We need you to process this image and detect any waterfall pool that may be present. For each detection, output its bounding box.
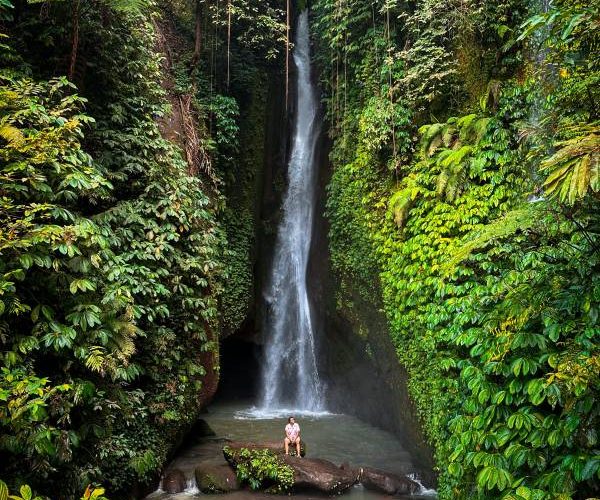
[146,401,437,499]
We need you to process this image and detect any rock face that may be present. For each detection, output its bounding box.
[281,456,357,495]
[359,466,420,495]
[225,440,306,457]
[194,460,240,493]
[162,469,186,494]
[188,418,216,441]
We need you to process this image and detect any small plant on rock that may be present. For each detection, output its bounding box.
[223,447,294,493]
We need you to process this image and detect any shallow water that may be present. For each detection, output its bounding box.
[146,401,436,499]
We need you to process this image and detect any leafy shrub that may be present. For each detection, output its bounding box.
[223,447,294,492]
[312,0,599,498]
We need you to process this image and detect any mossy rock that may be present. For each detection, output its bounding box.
[195,460,240,493]
[162,468,186,494]
[222,446,295,493]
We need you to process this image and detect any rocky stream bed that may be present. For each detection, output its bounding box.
[145,402,437,499]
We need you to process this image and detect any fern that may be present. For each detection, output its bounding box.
[0,123,24,145]
[456,113,478,131]
[439,145,473,169]
[436,168,450,198]
[441,124,458,148]
[445,206,541,270]
[542,124,600,205]
[420,122,445,156]
[85,346,106,373]
[102,0,149,13]
[433,146,473,201]
[389,175,422,228]
[459,115,490,143]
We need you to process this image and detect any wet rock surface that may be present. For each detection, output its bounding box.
[162,469,186,494]
[280,455,357,494]
[223,441,418,496]
[224,440,306,457]
[195,460,240,493]
[360,466,420,495]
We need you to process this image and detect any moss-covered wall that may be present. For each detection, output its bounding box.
[307,125,436,483]
[220,67,290,342]
[220,71,268,338]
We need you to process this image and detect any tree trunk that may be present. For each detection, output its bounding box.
[68,0,80,81]
[190,0,202,71]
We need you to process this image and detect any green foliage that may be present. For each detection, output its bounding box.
[313,0,600,499]
[104,0,149,13]
[209,0,287,62]
[0,480,43,500]
[81,485,109,500]
[223,447,294,493]
[0,480,107,500]
[207,94,240,163]
[541,122,599,204]
[0,1,225,497]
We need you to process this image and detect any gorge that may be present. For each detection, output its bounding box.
[0,0,598,499]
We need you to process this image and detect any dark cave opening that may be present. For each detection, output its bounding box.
[214,335,263,403]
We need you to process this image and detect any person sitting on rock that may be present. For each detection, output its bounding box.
[284,416,301,456]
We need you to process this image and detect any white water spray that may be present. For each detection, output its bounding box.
[260,10,323,412]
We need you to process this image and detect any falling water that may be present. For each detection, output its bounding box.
[260,10,323,412]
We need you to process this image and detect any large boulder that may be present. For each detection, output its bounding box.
[224,440,306,457]
[281,456,357,494]
[359,466,420,495]
[162,469,186,494]
[195,460,240,493]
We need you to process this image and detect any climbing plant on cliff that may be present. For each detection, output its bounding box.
[313,0,599,498]
[0,1,226,496]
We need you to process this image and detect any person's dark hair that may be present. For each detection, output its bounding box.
[288,416,294,423]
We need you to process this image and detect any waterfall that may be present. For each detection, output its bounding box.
[260,10,323,412]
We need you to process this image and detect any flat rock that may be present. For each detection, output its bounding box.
[195,460,240,493]
[225,440,306,457]
[281,456,357,494]
[359,466,420,495]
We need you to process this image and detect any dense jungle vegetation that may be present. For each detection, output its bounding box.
[0,0,598,499]
[0,0,284,497]
[312,0,599,498]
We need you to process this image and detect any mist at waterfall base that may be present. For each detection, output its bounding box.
[259,10,323,415]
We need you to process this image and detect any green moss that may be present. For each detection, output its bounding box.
[220,72,269,335]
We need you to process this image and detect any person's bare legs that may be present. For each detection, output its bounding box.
[295,439,301,457]
[284,437,290,455]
